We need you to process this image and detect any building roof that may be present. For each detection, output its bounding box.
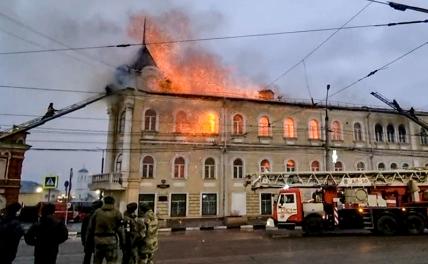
[131,46,157,72]
[78,167,88,173]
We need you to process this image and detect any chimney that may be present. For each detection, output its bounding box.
[258,89,275,100]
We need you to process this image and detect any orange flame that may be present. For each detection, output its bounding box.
[127,10,259,98]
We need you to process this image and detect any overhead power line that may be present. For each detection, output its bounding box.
[330,40,428,97]
[0,19,427,56]
[265,2,372,89]
[0,85,101,94]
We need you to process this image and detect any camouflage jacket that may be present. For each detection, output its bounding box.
[142,210,159,253]
[123,211,146,247]
[86,204,124,246]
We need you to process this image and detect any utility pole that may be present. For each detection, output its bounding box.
[325,84,331,171]
[101,149,105,174]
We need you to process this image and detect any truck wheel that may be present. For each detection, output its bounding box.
[303,215,323,235]
[376,215,398,235]
[406,215,425,235]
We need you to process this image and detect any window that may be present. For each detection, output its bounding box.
[387,124,395,143]
[144,109,157,131]
[354,123,362,141]
[390,163,398,170]
[286,160,296,172]
[308,119,320,139]
[201,193,217,216]
[204,158,215,179]
[284,118,295,138]
[398,125,406,143]
[171,194,186,217]
[378,163,385,170]
[115,154,122,172]
[232,114,244,135]
[332,121,342,140]
[356,162,365,171]
[375,124,383,142]
[174,157,186,179]
[280,194,295,204]
[402,163,409,169]
[142,156,154,178]
[139,194,155,216]
[175,111,189,133]
[260,159,271,173]
[261,193,272,215]
[421,129,428,145]
[258,116,270,136]
[311,161,320,171]
[118,111,126,134]
[334,161,343,171]
[233,159,243,179]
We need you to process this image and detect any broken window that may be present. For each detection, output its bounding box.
[387,124,395,143]
[375,124,383,142]
[311,160,320,171]
[398,124,406,143]
[258,116,270,137]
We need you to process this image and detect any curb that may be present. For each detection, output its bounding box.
[158,225,267,232]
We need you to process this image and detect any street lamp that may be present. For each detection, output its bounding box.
[325,84,331,171]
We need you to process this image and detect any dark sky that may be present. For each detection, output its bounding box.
[1,0,428,183]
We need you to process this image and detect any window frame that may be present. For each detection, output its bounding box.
[173,156,187,179]
[284,117,296,138]
[258,115,271,137]
[115,154,123,172]
[233,158,244,179]
[260,159,271,173]
[138,193,156,216]
[170,193,187,217]
[356,161,365,171]
[334,161,343,171]
[201,193,217,216]
[353,122,363,141]
[144,109,157,131]
[311,160,320,171]
[331,120,342,141]
[232,114,245,135]
[308,119,320,140]
[286,159,296,172]
[387,124,395,143]
[203,157,216,180]
[141,155,155,179]
[118,111,126,134]
[375,124,383,142]
[260,193,273,215]
[398,124,406,143]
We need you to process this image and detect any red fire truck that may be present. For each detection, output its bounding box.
[246,169,428,235]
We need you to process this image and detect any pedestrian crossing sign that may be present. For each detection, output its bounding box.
[43,176,58,189]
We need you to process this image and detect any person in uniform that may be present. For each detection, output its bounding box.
[86,196,124,264]
[139,203,159,264]
[81,200,103,264]
[122,202,146,264]
[0,202,24,264]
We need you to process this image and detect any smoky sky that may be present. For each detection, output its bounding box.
[1,0,428,183]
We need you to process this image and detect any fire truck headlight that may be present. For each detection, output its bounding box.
[266,218,275,228]
[401,208,406,212]
[282,184,290,190]
[358,208,364,214]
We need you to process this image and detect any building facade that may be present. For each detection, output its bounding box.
[89,79,428,224]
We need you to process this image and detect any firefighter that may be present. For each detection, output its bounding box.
[42,103,57,119]
[81,200,103,264]
[122,202,146,264]
[86,196,124,264]
[139,203,159,264]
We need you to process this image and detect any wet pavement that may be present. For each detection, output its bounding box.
[14,229,428,264]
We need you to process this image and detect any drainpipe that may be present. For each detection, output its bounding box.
[221,98,227,217]
[366,110,374,169]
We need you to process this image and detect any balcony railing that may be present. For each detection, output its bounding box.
[89,172,124,191]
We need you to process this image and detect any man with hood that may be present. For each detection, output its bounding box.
[86,196,124,264]
[0,202,24,264]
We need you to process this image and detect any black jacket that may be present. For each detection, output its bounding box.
[0,215,24,264]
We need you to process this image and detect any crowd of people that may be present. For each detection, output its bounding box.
[0,196,159,264]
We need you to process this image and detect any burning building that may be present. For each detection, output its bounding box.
[88,43,428,227]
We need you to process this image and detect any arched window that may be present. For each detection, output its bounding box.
[233,159,244,179]
[356,162,365,171]
[354,122,362,141]
[402,163,409,169]
[334,161,343,171]
[375,124,383,142]
[175,111,189,133]
[421,128,428,145]
[398,125,406,143]
[284,118,295,138]
[390,163,398,170]
[311,161,320,171]
[118,111,126,134]
[286,160,296,172]
[204,158,215,179]
[331,121,342,140]
[174,157,186,178]
[232,114,244,135]
[387,124,395,143]
[142,156,154,178]
[378,163,385,170]
[260,159,271,173]
[258,116,271,136]
[308,119,320,139]
[115,154,122,172]
[144,109,157,131]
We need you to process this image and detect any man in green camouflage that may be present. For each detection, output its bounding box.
[138,203,159,264]
[122,202,146,264]
[86,196,124,264]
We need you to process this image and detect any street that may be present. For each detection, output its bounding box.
[14,229,428,264]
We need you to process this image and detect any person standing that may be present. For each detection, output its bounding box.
[122,202,146,264]
[24,203,69,264]
[81,200,103,264]
[139,203,159,264]
[86,196,124,264]
[0,202,25,264]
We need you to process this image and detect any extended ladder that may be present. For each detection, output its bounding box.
[245,170,428,190]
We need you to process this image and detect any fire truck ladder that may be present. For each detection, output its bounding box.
[0,86,115,140]
[245,170,428,191]
[371,92,428,131]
